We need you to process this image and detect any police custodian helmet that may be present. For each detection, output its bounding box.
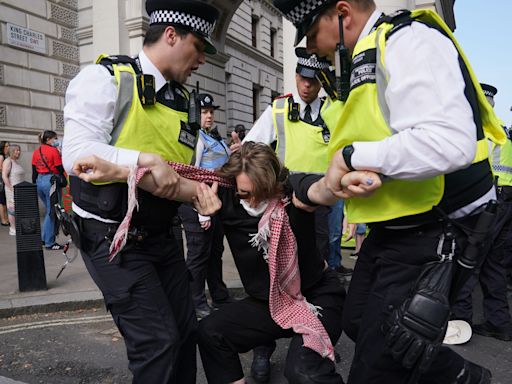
[273,0,338,45]
[146,0,220,54]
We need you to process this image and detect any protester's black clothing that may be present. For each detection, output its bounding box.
[198,175,345,383]
[198,270,344,384]
[343,215,480,384]
[78,218,197,384]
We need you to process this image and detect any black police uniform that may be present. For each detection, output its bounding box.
[65,1,219,383]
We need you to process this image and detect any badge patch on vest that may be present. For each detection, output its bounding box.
[178,121,197,149]
[350,48,377,90]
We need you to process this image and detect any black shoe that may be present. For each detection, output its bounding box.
[335,265,354,277]
[195,304,212,320]
[473,321,512,341]
[1,222,9,226]
[45,243,64,250]
[251,341,277,383]
[211,297,236,309]
[456,361,492,384]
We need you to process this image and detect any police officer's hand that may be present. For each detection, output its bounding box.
[339,171,382,198]
[342,217,356,242]
[325,150,350,197]
[73,155,129,182]
[149,162,181,199]
[193,182,222,216]
[229,132,242,152]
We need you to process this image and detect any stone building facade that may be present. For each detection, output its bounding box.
[0,0,454,174]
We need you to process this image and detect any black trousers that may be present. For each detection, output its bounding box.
[343,220,478,384]
[78,218,197,384]
[198,270,345,384]
[179,204,230,307]
[452,200,512,327]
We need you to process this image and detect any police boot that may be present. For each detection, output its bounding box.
[250,341,277,383]
[455,360,492,384]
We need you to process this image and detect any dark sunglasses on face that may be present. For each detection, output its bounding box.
[235,190,252,199]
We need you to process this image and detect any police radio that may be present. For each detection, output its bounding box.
[288,99,300,122]
[335,14,351,101]
[188,81,201,133]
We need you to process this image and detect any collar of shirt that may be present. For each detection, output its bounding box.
[292,92,321,121]
[138,50,167,91]
[357,9,384,44]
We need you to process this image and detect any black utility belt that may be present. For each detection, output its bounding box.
[497,185,512,202]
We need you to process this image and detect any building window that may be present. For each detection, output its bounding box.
[253,85,261,121]
[270,28,277,58]
[252,15,259,48]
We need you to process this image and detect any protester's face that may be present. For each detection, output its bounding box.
[201,107,215,130]
[296,74,321,104]
[169,32,206,84]
[235,172,260,208]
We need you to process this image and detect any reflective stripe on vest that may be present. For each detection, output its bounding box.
[491,138,512,187]
[323,9,504,224]
[273,97,331,174]
[198,130,230,170]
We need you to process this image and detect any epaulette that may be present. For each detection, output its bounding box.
[97,55,141,76]
[274,93,293,100]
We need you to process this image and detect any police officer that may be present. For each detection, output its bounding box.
[451,84,512,341]
[179,93,232,319]
[62,1,220,382]
[274,0,506,383]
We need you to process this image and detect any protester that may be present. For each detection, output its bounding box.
[0,141,10,227]
[61,0,221,382]
[274,0,505,382]
[2,144,25,236]
[32,131,66,250]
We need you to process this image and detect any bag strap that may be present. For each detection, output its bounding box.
[39,147,53,173]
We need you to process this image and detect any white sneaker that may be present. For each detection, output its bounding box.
[9,227,16,236]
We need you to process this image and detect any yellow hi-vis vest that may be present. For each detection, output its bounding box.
[323,10,505,224]
[490,126,512,187]
[96,54,195,165]
[272,96,331,173]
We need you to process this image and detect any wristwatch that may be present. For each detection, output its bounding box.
[341,145,356,171]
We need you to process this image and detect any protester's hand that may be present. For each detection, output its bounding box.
[200,219,212,231]
[148,163,180,199]
[73,155,128,182]
[339,171,382,198]
[229,131,242,152]
[342,216,356,242]
[292,192,318,213]
[193,182,222,216]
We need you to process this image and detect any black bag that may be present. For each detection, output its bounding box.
[51,173,68,188]
[39,147,67,188]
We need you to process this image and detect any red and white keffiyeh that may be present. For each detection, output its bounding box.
[109,163,334,360]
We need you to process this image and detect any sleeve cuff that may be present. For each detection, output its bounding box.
[352,142,383,173]
[118,148,141,167]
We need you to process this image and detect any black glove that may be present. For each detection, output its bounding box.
[384,260,452,373]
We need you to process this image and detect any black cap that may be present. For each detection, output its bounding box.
[198,93,220,109]
[480,83,498,98]
[295,47,330,78]
[146,0,219,54]
[273,0,337,45]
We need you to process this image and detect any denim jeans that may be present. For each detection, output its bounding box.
[36,174,56,247]
[327,200,344,269]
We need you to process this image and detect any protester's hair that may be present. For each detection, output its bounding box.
[143,24,191,46]
[0,141,9,157]
[234,124,246,141]
[8,144,20,156]
[39,130,57,144]
[217,142,289,202]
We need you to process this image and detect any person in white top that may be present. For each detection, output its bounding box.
[2,144,25,236]
[274,0,502,383]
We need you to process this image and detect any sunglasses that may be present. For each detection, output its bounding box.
[235,190,253,199]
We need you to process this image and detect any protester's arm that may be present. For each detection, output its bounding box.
[2,159,12,189]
